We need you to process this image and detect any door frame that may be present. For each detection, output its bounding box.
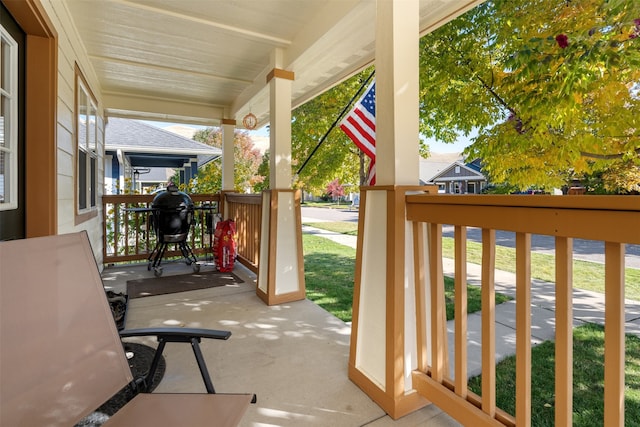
[3,0,57,237]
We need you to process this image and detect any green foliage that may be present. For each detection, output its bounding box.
[253,151,270,193]
[188,128,263,193]
[419,0,640,191]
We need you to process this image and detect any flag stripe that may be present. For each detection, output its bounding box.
[340,118,375,158]
[340,80,377,185]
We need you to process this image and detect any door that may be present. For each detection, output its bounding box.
[0,2,25,240]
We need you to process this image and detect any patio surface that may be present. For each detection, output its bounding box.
[101,261,461,427]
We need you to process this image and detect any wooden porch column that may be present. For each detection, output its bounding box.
[221,119,236,192]
[256,67,305,305]
[348,0,428,419]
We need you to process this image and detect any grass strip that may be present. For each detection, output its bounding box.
[468,323,640,426]
[303,234,510,323]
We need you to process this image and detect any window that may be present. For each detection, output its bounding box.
[0,25,17,210]
[75,66,98,221]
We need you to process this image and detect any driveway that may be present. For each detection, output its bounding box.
[302,206,640,269]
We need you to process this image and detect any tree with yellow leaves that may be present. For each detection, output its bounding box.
[420,0,640,192]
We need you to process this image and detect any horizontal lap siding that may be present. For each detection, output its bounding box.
[41,0,106,262]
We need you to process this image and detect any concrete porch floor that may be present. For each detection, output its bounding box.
[101,261,460,427]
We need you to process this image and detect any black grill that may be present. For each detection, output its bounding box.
[147,184,200,276]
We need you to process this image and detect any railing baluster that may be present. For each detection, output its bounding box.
[429,222,446,382]
[113,203,120,257]
[555,236,573,426]
[481,228,496,417]
[455,225,468,397]
[413,222,428,372]
[404,194,640,427]
[515,232,531,427]
[604,241,625,427]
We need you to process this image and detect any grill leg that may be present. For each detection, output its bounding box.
[147,241,162,270]
[154,243,168,267]
[179,242,198,265]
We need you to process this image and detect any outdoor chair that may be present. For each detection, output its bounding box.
[0,231,254,427]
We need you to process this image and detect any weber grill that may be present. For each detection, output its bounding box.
[147,184,200,276]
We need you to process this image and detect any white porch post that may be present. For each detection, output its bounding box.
[348,0,432,419]
[220,119,236,219]
[256,67,305,305]
[221,119,236,192]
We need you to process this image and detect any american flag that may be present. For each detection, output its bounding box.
[340,80,376,185]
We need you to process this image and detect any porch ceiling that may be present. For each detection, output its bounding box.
[66,0,482,128]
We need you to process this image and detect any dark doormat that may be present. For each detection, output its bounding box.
[75,343,166,426]
[126,270,244,299]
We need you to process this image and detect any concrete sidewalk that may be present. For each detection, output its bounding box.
[301,222,640,378]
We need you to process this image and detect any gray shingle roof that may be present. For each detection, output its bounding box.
[105,118,221,169]
[105,118,220,156]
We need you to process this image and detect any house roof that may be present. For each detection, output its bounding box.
[428,161,486,182]
[64,0,483,127]
[105,117,221,168]
[419,152,464,183]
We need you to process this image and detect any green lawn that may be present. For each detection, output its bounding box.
[468,323,640,426]
[303,234,510,323]
[305,221,358,236]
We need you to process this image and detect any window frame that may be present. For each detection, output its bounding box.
[0,25,18,211]
[74,65,99,224]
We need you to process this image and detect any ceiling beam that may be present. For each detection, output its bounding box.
[103,92,225,125]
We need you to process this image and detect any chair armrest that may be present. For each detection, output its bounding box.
[120,327,231,341]
[119,327,231,393]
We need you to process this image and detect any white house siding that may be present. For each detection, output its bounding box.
[41,0,106,265]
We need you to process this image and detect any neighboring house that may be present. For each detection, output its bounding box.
[420,155,488,194]
[104,118,221,194]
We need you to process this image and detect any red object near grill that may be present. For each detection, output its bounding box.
[213,220,236,272]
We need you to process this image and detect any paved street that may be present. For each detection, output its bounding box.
[301,206,640,269]
[301,205,359,223]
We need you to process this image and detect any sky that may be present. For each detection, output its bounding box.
[424,137,471,153]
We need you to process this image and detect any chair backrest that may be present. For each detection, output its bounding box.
[0,232,133,427]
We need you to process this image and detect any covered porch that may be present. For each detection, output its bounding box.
[102,261,459,427]
[101,193,640,426]
[3,0,640,425]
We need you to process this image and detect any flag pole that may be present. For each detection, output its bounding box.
[295,70,375,176]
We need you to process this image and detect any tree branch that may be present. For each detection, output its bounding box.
[580,147,640,160]
[473,72,516,115]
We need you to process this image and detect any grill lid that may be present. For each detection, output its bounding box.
[151,184,194,211]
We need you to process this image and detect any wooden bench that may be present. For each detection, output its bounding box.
[0,231,253,427]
